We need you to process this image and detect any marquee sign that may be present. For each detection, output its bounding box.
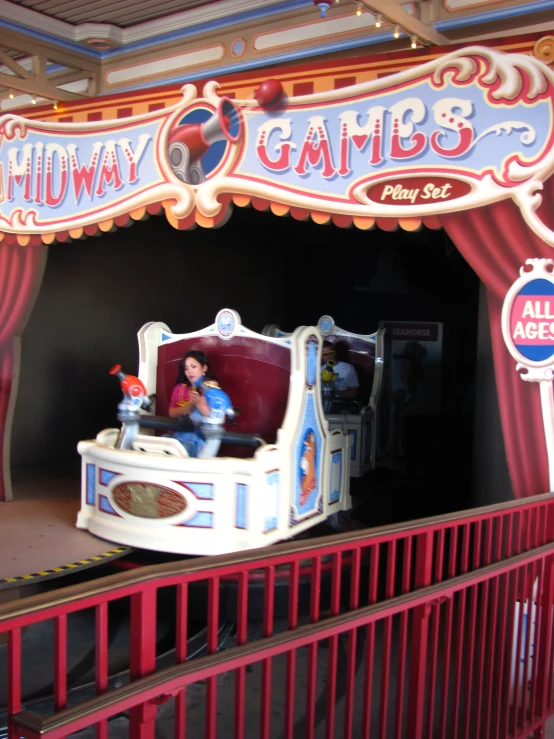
[2,46,554,242]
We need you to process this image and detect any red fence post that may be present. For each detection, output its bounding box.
[54,614,67,712]
[95,602,109,739]
[7,628,21,739]
[533,554,554,732]
[406,532,434,739]
[129,586,158,739]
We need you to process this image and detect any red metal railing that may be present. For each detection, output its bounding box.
[2,493,554,739]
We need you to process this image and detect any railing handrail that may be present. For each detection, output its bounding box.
[12,540,554,739]
[1,490,552,628]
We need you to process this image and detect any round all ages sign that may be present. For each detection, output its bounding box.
[502,260,554,366]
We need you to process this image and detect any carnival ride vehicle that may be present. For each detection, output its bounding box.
[76,309,350,556]
[263,315,395,477]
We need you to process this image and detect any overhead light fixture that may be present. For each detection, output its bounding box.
[53,100,58,110]
[31,95,36,104]
[313,0,331,17]
[8,89,14,99]
[411,35,418,48]
[375,14,383,28]
[393,25,400,38]
[356,3,363,16]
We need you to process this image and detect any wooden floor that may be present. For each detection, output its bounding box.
[0,458,129,585]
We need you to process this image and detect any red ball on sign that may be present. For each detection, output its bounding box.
[255,79,285,110]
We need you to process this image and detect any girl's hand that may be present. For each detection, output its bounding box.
[169,401,191,418]
[196,394,210,416]
[190,391,200,405]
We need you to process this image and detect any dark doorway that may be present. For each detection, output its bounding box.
[271,212,480,519]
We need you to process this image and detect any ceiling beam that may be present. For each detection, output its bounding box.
[0,28,100,101]
[0,49,33,79]
[0,28,100,73]
[31,54,47,84]
[360,0,450,46]
[48,68,94,86]
[0,71,86,100]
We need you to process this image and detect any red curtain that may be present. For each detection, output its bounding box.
[440,176,554,499]
[0,241,47,502]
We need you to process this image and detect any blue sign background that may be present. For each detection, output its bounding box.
[0,120,161,219]
[236,79,552,197]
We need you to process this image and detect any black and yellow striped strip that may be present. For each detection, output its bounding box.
[0,547,132,588]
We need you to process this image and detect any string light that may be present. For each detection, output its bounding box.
[363,7,419,45]
[53,100,58,110]
[31,95,36,104]
[8,89,14,99]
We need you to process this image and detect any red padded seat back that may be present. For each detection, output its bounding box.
[156,336,291,448]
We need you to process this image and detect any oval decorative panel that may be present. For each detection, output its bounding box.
[112,482,187,518]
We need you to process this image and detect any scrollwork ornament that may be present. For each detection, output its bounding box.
[516,365,554,382]
[534,36,554,69]
[519,258,554,278]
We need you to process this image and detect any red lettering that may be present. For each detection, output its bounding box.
[294,139,335,177]
[119,135,150,183]
[7,144,33,201]
[256,142,293,171]
[388,99,427,160]
[256,121,294,172]
[68,142,102,202]
[389,130,426,159]
[95,142,123,197]
[34,142,43,204]
[44,144,68,207]
[430,126,473,158]
[431,99,474,158]
[293,116,336,178]
[338,108,386,175]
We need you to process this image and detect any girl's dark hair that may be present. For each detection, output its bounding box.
[176,350,213,386]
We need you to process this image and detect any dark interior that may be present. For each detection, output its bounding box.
[11,203,480,519]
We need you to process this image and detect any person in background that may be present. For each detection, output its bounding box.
[321,341,359,398]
